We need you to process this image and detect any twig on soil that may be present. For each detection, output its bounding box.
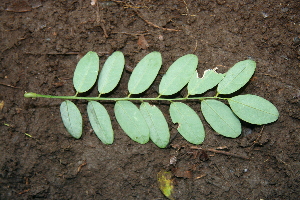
[77,160,87,173]
[24,51,79,55]
[248,125,265,151]
[113,0,181,32]
[111,31,151,36]
[193,40,198,54]
[23,51,111,57]
[182,0,190,16]
[257,73,284,82]
[0,82,20,89]
[181,0,196,18]
[18,189,30,195]
[94,2,109,38]
[133,9,181,32]
[190,146,250,160]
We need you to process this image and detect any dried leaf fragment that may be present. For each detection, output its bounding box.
[157,170,175,200]
[172,168,193,179]
[0,101,4,111]
[6,1,32,12]
[137,35,149,49]
[6,0,42,12]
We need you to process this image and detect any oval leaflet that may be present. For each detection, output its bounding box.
[159,54,198,96]
[170,102,205,145]
[60,100,82,139]
[128,52,162,94]
[87,101,114,144]
[98,51,125,95]
[188,69,225,95]
[73,51,99,93]
[114,101,150,144]
[201,99,241,138]
[140,102,170,148]
[228,94,279,125]
[217,60,256,94]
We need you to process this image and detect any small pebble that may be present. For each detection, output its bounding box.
[91,0,97,5]
[293,37,300,45]
[242,128,253,136]
[216,0,226,5]
[261,12,269,18]
[169,156,177,165]
[158,35,164,41]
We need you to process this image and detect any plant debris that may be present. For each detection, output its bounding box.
[137,35,149,49]
[6,0,42,12]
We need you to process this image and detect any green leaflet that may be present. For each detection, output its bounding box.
[87,101,114,144]
[188,69,225,95]
[228,94,279,125]
[128,52,162,94]
[217,60,256,94]
[201,100,241,138]
[114,101,150,144]
[98,51,125,95]
[169,102,205,145]
[159,54,198,96]
[73,51,99,93]
[60,100,82,139]
[140,102,170,148]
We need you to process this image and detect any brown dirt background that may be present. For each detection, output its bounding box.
[0,0,299,199]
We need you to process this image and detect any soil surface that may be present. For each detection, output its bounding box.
[1,0,299,199]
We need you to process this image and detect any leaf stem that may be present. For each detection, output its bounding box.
[24,92,223,101]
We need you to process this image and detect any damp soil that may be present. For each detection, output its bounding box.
[0,0,300,199]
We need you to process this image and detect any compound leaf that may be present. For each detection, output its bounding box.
[159,54,198,96]
[228,94,279,125]
[140,102,170,148]
[73,51,99,93]
[128,52,162,94]
[114,101,149,144]
[87,101,114,144]
[201,99,241,138]
[60,100,82,139]
[188,69,225,95]
[169,102,205,144]
[98,51,125,95]
[217,60,256,94]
